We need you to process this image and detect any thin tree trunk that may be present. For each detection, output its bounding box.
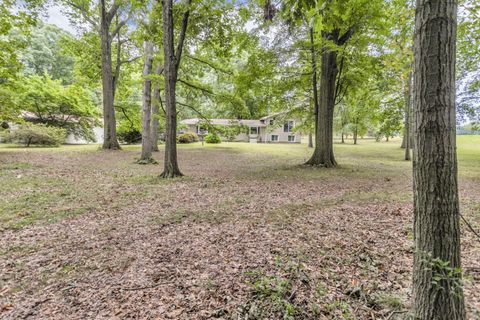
[139,41,155,163]
[309,27,319,139]
[151,64,163,152]
[308,131,313,148]
[404,72,412,160]
[412,0,465,319]
[306,47,337,167]
[100,0,120,150]
[341,132,344,143]
[353,120,358,145]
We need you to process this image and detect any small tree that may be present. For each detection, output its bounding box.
[3,124,66,147]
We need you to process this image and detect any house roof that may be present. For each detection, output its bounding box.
[180,118,266,127]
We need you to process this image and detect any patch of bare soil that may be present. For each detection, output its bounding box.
[0,147,478,319]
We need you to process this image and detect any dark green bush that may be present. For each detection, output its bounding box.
[178,132,199,143]
[205,133,221,144]
[117,128,141,144]
[3,123,66,147]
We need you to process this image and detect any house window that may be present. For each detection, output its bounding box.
[269,119,274,125]
[250,127,258,135]
[271,135,279,142]
[283,120,294,133]
[288,135,295,142]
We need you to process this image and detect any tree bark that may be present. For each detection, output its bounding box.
[412,0,465,319]
[100,0,120,150]
[139,41,155,162]
[306,47,338,167]
[151,64,163,152]
[160,0,191,178]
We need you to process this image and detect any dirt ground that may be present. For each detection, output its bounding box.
[1,141,479,319]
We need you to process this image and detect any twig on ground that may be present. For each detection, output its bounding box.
[460,213,480,243]
[386,309,408,320]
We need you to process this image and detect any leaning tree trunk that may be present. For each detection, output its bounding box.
[412,0,466,319]
[139,41,155,163]
[306,47,337,167]
[151,64,163,152]
[160,0,182,178]
[100,0,120,150]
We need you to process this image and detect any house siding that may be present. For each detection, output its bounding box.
[262,124,301,143]
[181,116,302,144]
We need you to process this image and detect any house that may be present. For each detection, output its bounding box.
[180,113,302,143]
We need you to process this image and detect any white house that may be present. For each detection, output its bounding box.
[180,113,302,143]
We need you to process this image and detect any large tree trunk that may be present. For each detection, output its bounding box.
[151,64,163,152]
[139,41,155,163]
[100,0,120,150]
[306,48,337,167]
[160,0,182,178]
[412,0,465,319]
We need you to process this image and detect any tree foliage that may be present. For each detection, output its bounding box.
[18,74,100,141]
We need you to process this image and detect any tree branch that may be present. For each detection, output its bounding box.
[106,3,120,23]
[111,19,128,39]
[120,56,142,66]
[174,0,192,73]
[337,27,355,45]
[185,54,232,75]
[65,0,98,29]
[177,79,214,95]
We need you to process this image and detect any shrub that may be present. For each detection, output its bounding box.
[178,132,199,143]
[117,128,142,144]
[205,133,221,144]
[3,123,66,147]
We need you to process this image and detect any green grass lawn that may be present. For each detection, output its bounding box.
[1,136,479,229]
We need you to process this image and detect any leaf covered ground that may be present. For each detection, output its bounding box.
[0,138,479,319]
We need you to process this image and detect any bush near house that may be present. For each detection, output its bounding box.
[205,133,221,144]
[2,123,66,147]
[178,132,199,143]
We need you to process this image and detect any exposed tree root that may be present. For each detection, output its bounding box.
[136,157,158,165]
